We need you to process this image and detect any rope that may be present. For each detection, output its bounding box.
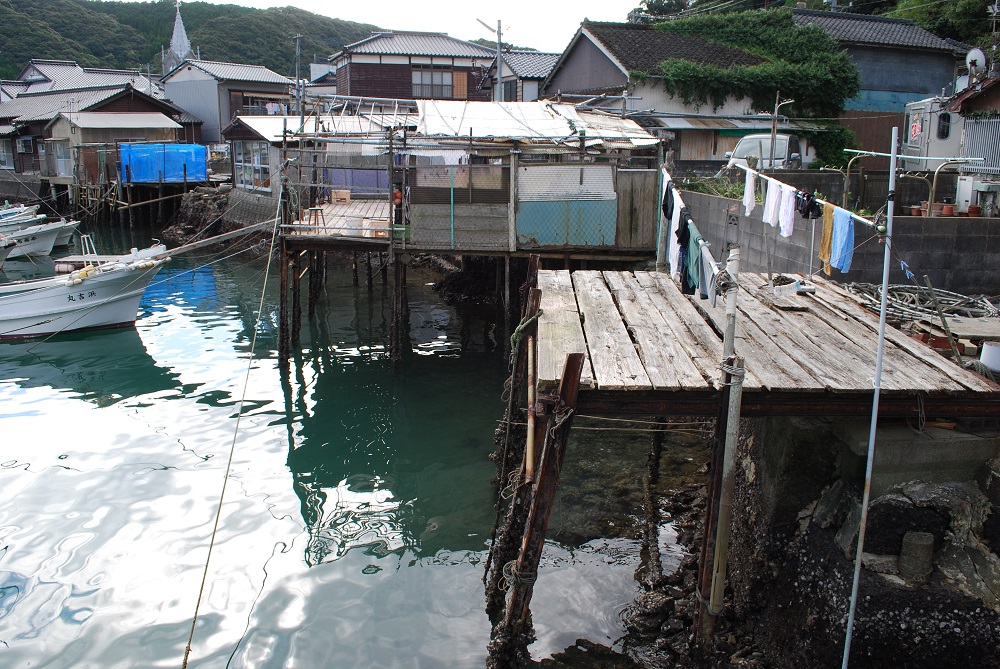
[965,359,998,383]
[720,360,746,379]
[847,283,1000,321]
[501,559,538,590]
[180,193,284,669]
[508,309,543,365]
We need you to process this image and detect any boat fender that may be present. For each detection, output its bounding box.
[64,279,74,287]
[73,278,82,285]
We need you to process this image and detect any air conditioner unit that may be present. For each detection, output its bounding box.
[15,138,32,154]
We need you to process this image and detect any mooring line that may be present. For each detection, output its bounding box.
[181,193,283,669]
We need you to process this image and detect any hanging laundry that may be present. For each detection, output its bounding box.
[675,208,697,294]
[743,169,756,217]
[779,184,796,238]
[762,179,781,227]
[818,203,833,275]
[685,219,704,296]
[662,180,674,222]
[830,206,855,273]
[699,240,720,307]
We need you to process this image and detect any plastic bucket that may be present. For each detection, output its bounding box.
[981,341,1000,372]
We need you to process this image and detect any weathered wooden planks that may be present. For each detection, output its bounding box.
[534,268,1000,408]
[603,271,706,390]
[572,270,652,390]
[805,276,999,394]
[636,271,761,391]
[536,270,596,390]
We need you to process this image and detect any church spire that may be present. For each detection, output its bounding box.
[164,0,193,73]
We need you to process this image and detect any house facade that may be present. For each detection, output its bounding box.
[162,59,292,143]
[541,21,816,172]
[43,112,182,184]
[480,51,560,102]
[327,31,493,102]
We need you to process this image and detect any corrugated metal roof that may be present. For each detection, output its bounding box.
[503,51,560,80]
[416,100,657,147]
[649,116,821,132]
[63,112,181,129]
[166,60,292,85]
[341,32,494,58]
[228,113,415,143]
[792,9,955,51]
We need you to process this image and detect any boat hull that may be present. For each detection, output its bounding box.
[0,259,166,339]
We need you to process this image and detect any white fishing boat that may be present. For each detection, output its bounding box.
[0,237,16,267]
[0,203,39,220]
[0,213,47,235]
[3,220,69,258]
[0,249,169,340]
[53,219,81,247]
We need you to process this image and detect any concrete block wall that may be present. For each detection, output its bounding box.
[682,190,1000,295]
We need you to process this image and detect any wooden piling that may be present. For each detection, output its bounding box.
[487,353,586,669]
[278,237,290,361]
[366,251,373,290]
[352,252,359,286]
[292,251,302,348]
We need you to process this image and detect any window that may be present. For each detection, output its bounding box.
[16,138,32,154]
[937,112,951,140]
[233,140,271,192]
[0,140,13,170]
[502,79,517,102]
[412,66,453,99]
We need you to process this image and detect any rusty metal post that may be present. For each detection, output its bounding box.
[291,251,302,349]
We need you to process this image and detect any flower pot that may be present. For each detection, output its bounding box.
[968,205,982,217]
[910,205,922,216]
[941,204,955,216]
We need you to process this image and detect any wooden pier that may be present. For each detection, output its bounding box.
[534,269,1000,417]
[485,262,1000,667]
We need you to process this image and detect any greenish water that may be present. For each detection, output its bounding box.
[0,227,670,668]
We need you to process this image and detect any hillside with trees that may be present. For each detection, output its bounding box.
[0,0,380,80]
[632,0,996,49]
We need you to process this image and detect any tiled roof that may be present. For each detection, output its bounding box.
[503,51,561,79]
[792,9,955,52]
[16,60,161,97]
[0,85,142,124]
[164,60,292,85]
[582,21,765,73]
[338,31,494,58]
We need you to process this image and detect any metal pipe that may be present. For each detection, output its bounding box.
[929,160,965,216]
[842,153,872,208]
[898,172,932,209]
[842,126,899,669]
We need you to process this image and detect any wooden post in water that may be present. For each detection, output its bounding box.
[487,353,585,669]
[366,252,373,290]
[278,237,290,361]
[352,252,359,286]
[291,251,302,349]
[158,172,164,224]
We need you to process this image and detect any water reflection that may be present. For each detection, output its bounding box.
[0,328,178,405]
[283,276,504,568]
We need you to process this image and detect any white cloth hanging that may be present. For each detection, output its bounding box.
[743,169,756,217]
[779,184,796,237]
[762,179,781,227]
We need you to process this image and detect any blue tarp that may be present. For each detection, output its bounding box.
[120,144,208,183]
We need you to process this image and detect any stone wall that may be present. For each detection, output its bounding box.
[681,190,1000,295]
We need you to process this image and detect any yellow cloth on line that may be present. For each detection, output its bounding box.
[819,204,834,275]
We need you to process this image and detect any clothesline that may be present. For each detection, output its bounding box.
[732,162,878,229]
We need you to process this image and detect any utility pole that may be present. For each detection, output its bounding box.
[477,19,504,102]
[769,92,794,170]
[295,34,304,130]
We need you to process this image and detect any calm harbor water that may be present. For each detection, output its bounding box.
[0,224,670,668]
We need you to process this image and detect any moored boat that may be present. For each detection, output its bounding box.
[0,251,169,339]
[4,220,68,258]
[0,237,16,267]
[53,219,81,247]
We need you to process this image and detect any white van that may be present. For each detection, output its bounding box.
[725,133,803,170]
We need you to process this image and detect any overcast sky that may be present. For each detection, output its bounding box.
[177,0,641,53]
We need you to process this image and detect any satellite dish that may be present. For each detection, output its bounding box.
[967,48,987,75]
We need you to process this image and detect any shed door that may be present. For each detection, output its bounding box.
[515,164,618,248]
